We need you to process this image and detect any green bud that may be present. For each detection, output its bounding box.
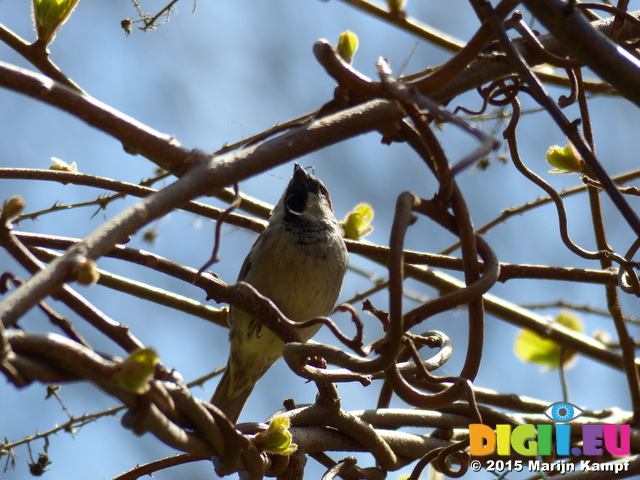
[49,157,77,172]
[113,348,159,394]
[337,31,359,64]
[254,416,298,454]
[142,227,159,245]
[1,195,26,223]
[32,0,80,45]
[74,258,99,286]
[386,0,407,16]
[546,144,584,174]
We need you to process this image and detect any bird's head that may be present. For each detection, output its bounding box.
[271,164,337,229]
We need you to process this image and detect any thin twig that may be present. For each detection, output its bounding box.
[0,24,83,91]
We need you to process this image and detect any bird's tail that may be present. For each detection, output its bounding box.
[210,366,254,424]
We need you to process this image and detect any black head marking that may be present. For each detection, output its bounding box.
[284,164,332,217]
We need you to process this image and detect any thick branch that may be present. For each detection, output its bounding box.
[523,1,640,106]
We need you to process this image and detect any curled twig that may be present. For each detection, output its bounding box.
[576,2,640,33]
[510,12,584,68]
[620,238,640,296]
[504,98,632,270]
[454,75,520,117]
[293,403,400,471]
[294,303,366,356]
[283,342,374,386]
[434,440,470,478]
[197,183,242,276]
[402,200,500,330]
[321,456,357,480]
[377,57,500,178]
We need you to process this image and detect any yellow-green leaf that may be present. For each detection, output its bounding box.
[254,416,298,455]
[32,0,80,44]
[340,203,374,240]
[337,31,359,64]
[113,348,159,394]
[546,144,584,174]
[556,310,582,332]
[514,311,582,371]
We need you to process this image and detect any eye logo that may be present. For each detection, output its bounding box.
[544,402,583,422]
[469,401,630,457]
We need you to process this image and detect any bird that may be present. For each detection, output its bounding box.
[210,163,348,423]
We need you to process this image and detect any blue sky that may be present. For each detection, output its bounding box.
[2,1,640,479]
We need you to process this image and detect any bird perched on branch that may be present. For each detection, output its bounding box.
[211,164,348,423]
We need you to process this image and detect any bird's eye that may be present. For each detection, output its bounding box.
[318,184,333,209]
[544,402,583,422]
